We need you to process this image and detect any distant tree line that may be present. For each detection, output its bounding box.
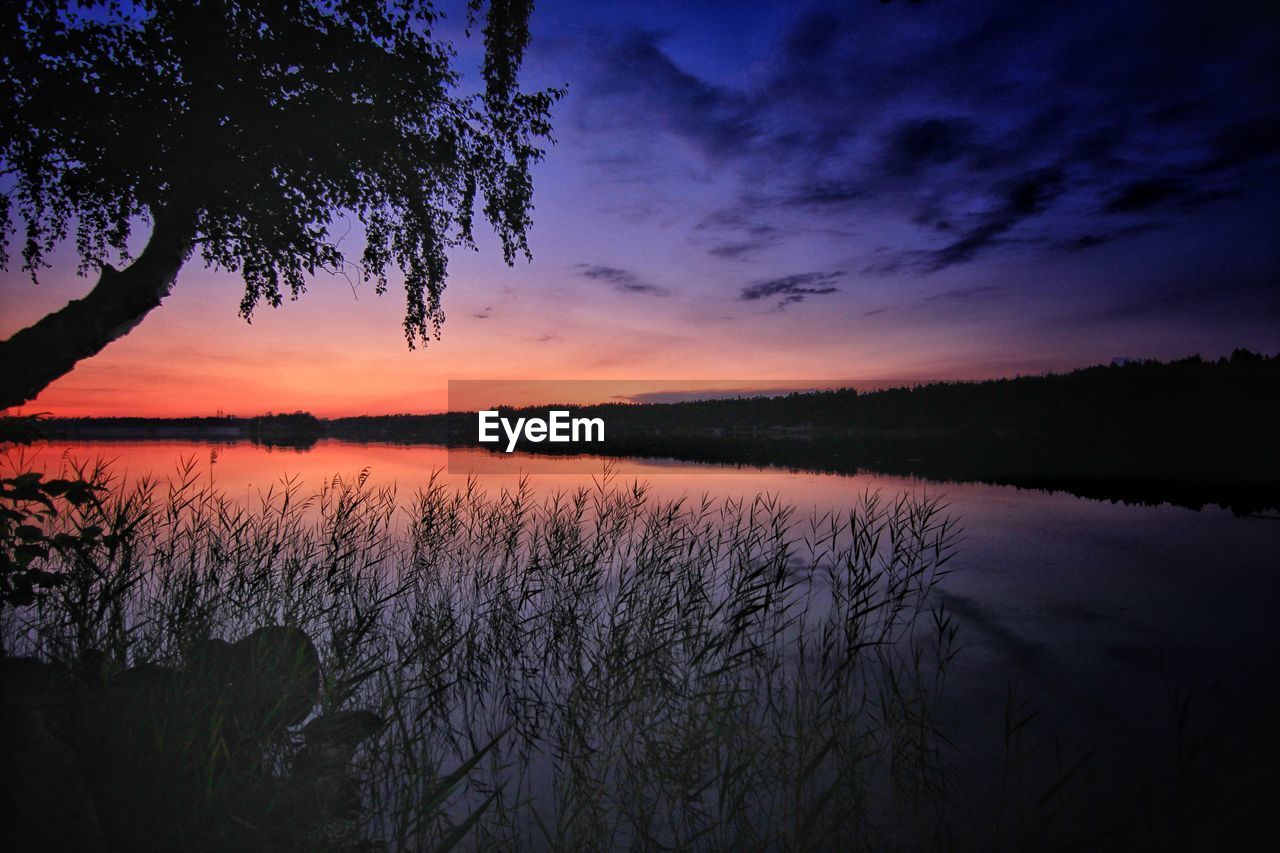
[23,353,1280,512]
[37,352,1279,441]
[41,411,325,448]
[465,350,1280,437]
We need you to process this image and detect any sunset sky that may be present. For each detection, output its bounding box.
[2,0,1278,417]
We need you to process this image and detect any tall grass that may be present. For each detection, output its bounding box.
[3,456,962,850]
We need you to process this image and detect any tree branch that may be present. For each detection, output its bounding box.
[0,205,198,410]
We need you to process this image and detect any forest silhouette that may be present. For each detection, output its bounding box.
[42,352,1280,513]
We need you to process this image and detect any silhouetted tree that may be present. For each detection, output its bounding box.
[0,0,560,409]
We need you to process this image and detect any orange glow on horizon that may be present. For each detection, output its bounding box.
[5,263,1023,419]
[4,219,1224,419]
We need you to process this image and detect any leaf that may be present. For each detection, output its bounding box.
[14,543,49,566]
[9,578,34,606]
[15,524,44,541]
[7,472,44,489]
[26,568,63,587]
[52,533,81,549]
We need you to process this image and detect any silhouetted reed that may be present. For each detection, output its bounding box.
[4,455,970,849]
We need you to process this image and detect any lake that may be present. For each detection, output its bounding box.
[11,437,1280,840]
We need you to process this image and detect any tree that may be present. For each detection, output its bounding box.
[0,0,560,409]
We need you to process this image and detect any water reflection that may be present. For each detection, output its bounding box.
[11,438,1280,836]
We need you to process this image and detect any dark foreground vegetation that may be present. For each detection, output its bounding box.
[1,453,1267,850]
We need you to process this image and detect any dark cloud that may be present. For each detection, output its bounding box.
[1103,179,1184,214]
[1202,116,1280,173]
[923,285,1005,303]
[1057,222,1164,252]
[740,271,844,309]
[1041,277,1280,330]
[866,168,1065,274]
[879,117,981,178]
[693,209,785,260]
[576,264,670,296]
[921,168,1064,271]
[1061,234,1109,251]
[778,181,864,209]
[578,30,758,160]
[708,242,765,260]
[1103,178,1234,215]
[568,1,1278,274]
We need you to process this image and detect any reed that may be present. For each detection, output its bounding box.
[4,455,965,850]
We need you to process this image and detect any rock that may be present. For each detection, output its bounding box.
[186,636,236,683]
[297,709,384,773]
[303,709,384,746]
[116,661,177,693]
[225,625,322,731]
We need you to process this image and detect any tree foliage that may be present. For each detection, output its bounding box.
[0,0,561,348]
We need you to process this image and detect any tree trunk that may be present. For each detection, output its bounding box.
[0,205,197,411]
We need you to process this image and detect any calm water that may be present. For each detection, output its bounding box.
[13,438,1280,800]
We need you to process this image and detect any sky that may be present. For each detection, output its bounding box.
[2,0,1278,417]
